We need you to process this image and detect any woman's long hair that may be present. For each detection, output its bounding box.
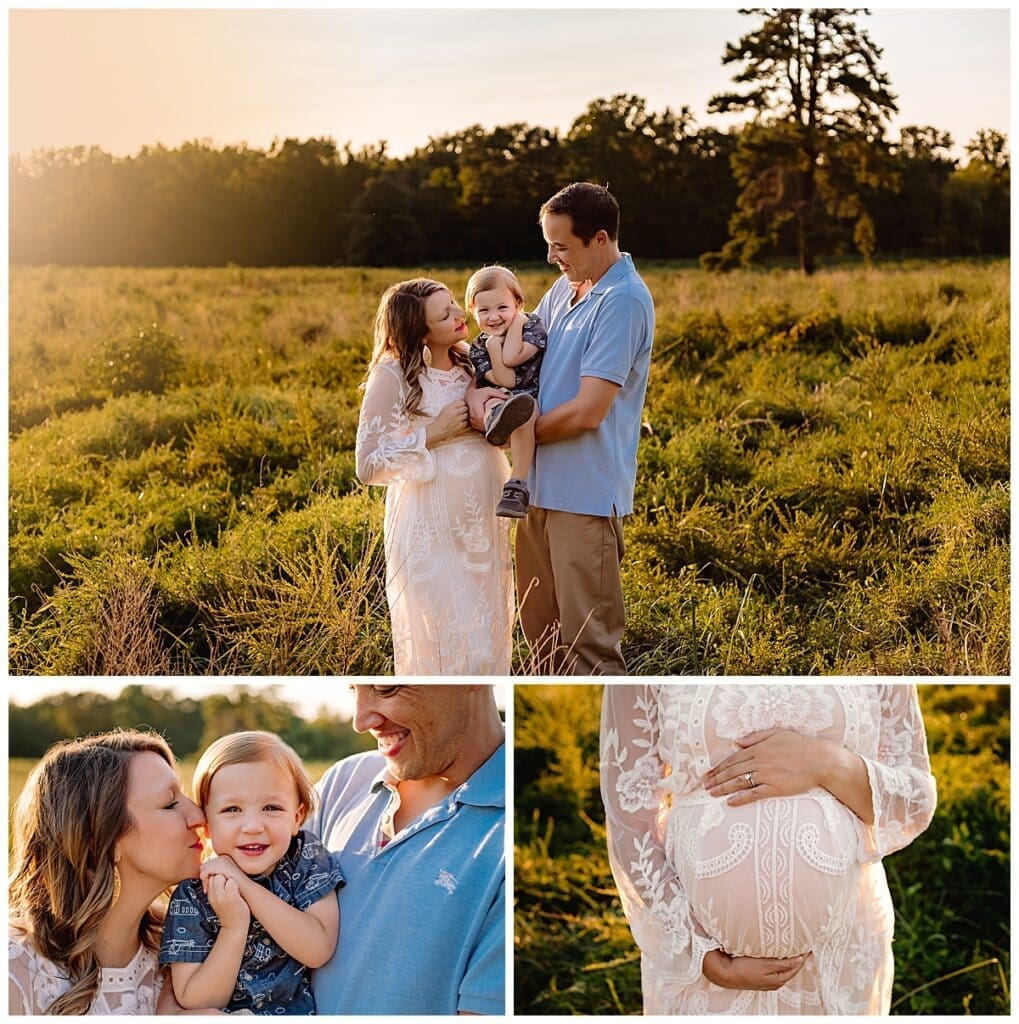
[366,278,473,417]
[10,730,176,1015]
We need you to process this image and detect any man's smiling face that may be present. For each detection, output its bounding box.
[542,211,600,284]
[350,685,472,782]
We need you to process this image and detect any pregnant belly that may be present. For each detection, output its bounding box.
[668,792,860,959]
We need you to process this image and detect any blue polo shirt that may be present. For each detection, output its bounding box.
[308,743,505,1016]
[532,253,654,516]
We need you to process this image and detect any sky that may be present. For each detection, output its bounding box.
[7,681,509,721]
[8,7,1010,163]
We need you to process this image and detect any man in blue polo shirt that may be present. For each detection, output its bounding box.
[309,685,504,1015]
[516,181,655,675]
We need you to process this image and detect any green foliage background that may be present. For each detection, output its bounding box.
[8,685,375,761]
[7,685,376,847]
[514,684,1010,1015]
[9,96,1009,268]
[9,260,1009,674]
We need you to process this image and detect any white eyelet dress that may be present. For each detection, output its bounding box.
[9,929,163,1014]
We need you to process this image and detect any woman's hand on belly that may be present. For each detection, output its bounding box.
[702,949,809,991]
[703,728,825,804]
[702,728,874,822]
[425,399,471,447]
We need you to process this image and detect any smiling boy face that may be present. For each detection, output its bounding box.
[204,759,303,876]
[472,284,521,335]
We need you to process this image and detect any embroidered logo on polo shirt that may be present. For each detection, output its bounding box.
[435,869,458,894]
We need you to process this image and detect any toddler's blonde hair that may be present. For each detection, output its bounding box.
[193,731,315,825]
[465,265,525,313]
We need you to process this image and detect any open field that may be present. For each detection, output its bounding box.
[9,261,1008,674]
[514,684,1010,1015]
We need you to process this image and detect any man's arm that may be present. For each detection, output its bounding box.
[534,376,620,445]
[156,975,228,1015]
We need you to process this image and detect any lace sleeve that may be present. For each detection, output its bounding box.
[355,361,435,486]
[857,684,937,862]
[600,684,721,987]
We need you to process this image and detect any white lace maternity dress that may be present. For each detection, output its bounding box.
[9,930,163,1014]
[601,684,937,1015]
[355,358,513,674]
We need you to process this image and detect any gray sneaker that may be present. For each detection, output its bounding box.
[484,393,535,447]
[496,478,530,518]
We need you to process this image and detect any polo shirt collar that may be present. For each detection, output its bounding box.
[588,252,633,296]
[455,740,505,809]
[367,737,506,810]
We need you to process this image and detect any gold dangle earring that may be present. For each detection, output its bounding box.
[111,866,122,909]
[422,345,433,367]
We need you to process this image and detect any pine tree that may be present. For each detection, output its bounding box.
[704,8,897,274]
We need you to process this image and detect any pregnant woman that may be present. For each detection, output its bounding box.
[9,730,209,1014]
[356,278,514,674]
[601,684,936,1015]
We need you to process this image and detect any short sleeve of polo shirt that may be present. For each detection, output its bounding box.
[579,291,650,386]
[457,877,505,1015]
[276,831,345,909]
[534,287,553,332]
[159,880,217,964]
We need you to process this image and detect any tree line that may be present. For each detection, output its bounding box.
[10,11,1010,271]
[8,685,374,762]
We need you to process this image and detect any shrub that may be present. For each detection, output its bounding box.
[92,323,184,396]
[9,550,172,675]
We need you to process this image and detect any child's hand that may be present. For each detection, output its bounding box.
[206,875,251,932]
[485,334,503,353]
[200,854,248,894]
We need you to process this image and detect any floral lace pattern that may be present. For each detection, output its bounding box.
[600,684,936,1015]
[8,930,163,1014]
[355,359,513,674]
[712,684,835,739]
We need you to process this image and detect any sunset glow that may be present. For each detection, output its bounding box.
[10,8,1009,161]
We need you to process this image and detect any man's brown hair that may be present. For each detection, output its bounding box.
[539,182,620,243]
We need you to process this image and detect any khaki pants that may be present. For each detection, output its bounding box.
[515,507,627,675]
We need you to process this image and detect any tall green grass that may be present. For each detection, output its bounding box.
[9,261,1008,673]
[514,684,1010,1015]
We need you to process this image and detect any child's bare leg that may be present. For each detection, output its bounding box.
[466,388,492,434]
[482,396,505,423]
[508,410,537,479]
[495,409,535,518]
